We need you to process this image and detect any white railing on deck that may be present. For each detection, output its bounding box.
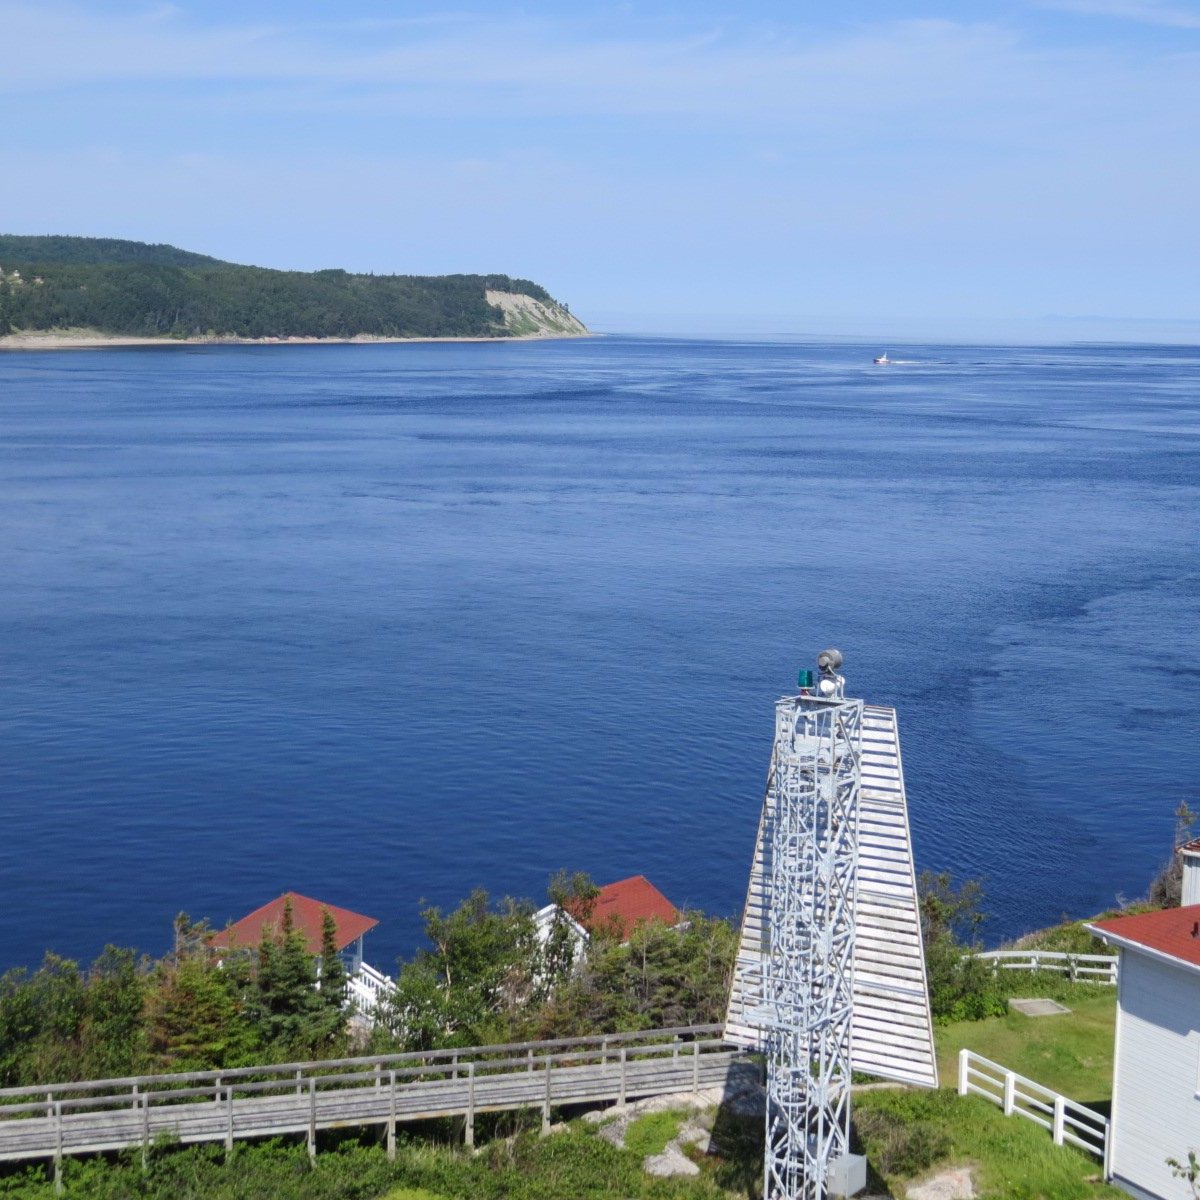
[972,949,1118,985]
[348,961,394,1015]
[957,1049,1109,1174]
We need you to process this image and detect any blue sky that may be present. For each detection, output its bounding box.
[4,1,1199,335]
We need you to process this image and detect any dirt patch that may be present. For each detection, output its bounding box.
[906,1165,975,1200]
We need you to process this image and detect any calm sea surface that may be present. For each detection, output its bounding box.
[1,336,1198,972]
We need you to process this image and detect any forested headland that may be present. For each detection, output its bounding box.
[0,235,587,342]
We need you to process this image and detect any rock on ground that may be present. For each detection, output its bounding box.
[596,1115,632,1147]
[644,1143,701,1177]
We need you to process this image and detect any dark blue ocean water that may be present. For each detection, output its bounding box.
[1,336,1197,974]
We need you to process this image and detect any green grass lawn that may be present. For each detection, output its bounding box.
[934,987,1117,1106]
[854,1089,1124,1199]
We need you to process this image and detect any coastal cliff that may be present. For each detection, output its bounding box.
[0,235,588,347]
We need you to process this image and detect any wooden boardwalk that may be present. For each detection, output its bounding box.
[0,1026,741,1178]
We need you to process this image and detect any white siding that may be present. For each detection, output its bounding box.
[1182,854,1200,908]
[1111,951,1200,1199]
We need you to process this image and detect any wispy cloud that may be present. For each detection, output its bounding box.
[1040,0,1200,28]
[0,4,1021,118]
[1,3,1197,320]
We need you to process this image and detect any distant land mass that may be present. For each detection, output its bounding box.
[0,235,588,348]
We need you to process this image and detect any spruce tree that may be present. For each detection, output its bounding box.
[317,909,348,1026]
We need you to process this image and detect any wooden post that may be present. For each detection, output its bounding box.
[542,1059,552,1135]
[141,1093,150,1172]
[53,1098,63,1195]
[692,1041,700,1094]
[1052,1095,1065,1146]
[465,1063,475,1149]
[374,1063,381,1091]
[1003,1070,1015,1116]
[307,1077,317,1162]
[295,1069,303,1096]
[957,1049,969,1096]
[387,1070,397,1162]
[619,1048,627,1106]
[225,1086,234,1154]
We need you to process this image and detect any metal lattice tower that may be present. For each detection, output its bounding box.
[750,652,864,1200]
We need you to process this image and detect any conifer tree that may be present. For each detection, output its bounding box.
[317,909,348,1030]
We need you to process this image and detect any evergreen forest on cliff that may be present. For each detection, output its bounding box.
[0,236,570,340]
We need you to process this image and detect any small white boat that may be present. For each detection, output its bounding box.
[873,352,890,365]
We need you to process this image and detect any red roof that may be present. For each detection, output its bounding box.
[1089,904,1200,970]
[1179,838,1200,855]
[570,876,679,940]
[211,892,379,956]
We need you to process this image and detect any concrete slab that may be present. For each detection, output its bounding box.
[1008,998,1071,1017]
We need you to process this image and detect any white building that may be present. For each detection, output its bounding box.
[1087,902,1200,1199]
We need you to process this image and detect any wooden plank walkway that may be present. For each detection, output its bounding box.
[0,1025,742,1176]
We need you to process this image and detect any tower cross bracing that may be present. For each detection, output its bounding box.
[749,690,863,1200]
[726,706,937,1092]
[726,656,937,1200]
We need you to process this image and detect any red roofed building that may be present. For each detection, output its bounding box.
[570,875,680,941]
[1086,905,1200,1198]
[212,891,379,958]
[211,892,393,1015]
[533,875,682,966]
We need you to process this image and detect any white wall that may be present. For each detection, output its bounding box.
[1111,950,1200,1199]
[1181,857,1200,908]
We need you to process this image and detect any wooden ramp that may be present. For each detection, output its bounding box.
[0,1027,741,1168]
[724,704,938,1089]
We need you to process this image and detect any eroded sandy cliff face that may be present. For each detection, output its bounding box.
[486,290,589,338]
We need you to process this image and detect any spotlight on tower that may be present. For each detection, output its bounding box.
[816,648,843,676]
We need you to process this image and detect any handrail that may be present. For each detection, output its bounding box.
[0,1024,744,1172]
[0,1023,726,1105]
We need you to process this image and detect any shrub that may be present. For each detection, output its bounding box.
[854,1106,951,1177]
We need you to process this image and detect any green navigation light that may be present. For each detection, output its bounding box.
[797,669,814,689]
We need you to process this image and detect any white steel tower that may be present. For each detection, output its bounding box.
[744,650,867,1200]
[726,652,938,1195]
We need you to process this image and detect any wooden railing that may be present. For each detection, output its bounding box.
[347,961,395,1014]
[0,1025,739,1186]
[957,1049,1109,1174]
[972,950,1118,985]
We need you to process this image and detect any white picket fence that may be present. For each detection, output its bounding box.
[957,1049,1109,1174]
[972,949,1118,985]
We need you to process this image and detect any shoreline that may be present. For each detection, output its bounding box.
[0,330,595,352]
